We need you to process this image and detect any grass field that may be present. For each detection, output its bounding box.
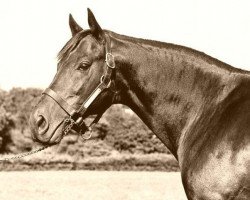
[0,171,187,200]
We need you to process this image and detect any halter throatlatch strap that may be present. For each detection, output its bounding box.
[42,33,115,135]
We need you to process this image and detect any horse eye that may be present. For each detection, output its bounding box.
[77,61,91,71]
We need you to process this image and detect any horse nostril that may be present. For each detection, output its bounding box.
[36,115,49,135]
[36,115,45,127]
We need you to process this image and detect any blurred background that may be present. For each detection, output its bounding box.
[0,1,250,199]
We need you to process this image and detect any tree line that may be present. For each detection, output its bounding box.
[0,88,170,156]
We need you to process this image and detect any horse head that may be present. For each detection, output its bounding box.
[29,9,116,144]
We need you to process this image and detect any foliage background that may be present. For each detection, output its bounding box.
[0,88,178,171]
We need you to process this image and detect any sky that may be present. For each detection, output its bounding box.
[0,0,250,90]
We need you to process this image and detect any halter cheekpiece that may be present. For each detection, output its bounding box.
[42,34,115,139]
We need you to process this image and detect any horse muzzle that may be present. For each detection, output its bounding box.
[30,109,93,144]
[29,107,66,144]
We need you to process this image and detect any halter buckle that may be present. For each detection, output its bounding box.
[105,53,115,69]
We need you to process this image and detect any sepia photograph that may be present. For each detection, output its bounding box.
[0,1,249,199]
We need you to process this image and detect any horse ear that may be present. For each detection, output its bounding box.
[69,14,83,36]
[87,8,104,41]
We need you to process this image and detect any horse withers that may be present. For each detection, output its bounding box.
[29,9,250,200]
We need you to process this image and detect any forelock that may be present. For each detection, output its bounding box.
[57,30,92,62]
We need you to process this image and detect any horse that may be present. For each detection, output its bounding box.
[29,8,250,200]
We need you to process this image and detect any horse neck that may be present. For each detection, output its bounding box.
[109,31,243,159]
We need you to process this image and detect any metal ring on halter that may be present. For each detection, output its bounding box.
[81,126,92,140]
[100,75,112,88]
[100,75,105,83]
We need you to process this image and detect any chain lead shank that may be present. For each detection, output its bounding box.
[0,145,49,162]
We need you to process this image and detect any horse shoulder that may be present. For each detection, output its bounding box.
[181,84,250,199]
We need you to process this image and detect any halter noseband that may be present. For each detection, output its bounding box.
[42,34,115,139]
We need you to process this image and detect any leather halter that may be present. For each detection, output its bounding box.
[42,34,115,137]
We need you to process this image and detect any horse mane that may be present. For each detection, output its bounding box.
[107,31,246,74]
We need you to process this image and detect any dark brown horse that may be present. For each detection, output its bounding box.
[29,9,250,199]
